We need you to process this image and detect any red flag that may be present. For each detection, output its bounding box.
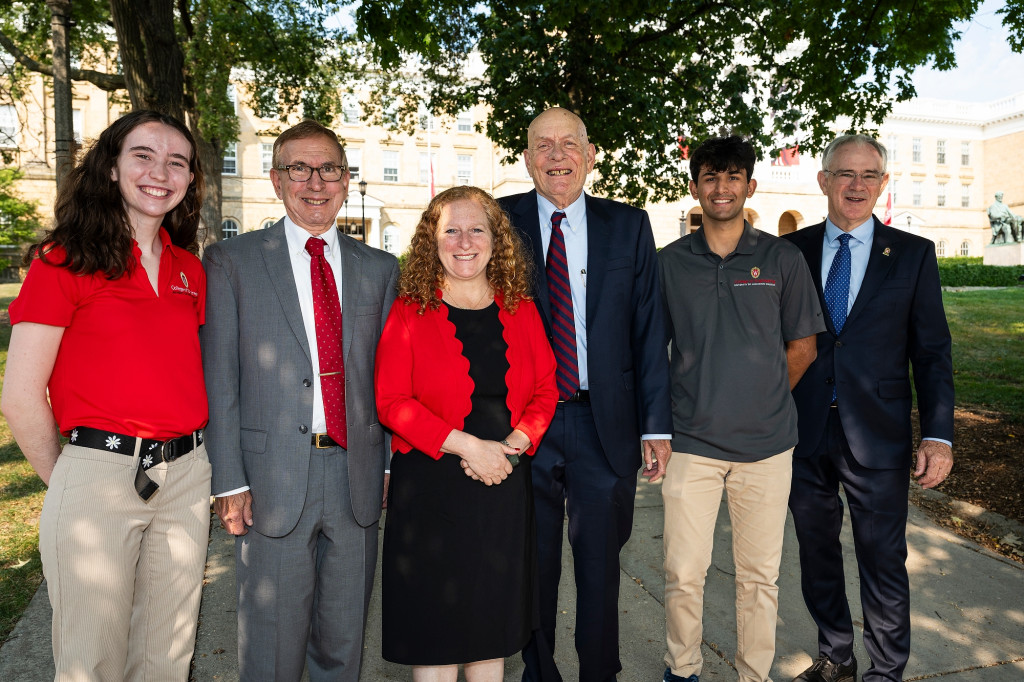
[883,188,893,225]
[772,145,800,166]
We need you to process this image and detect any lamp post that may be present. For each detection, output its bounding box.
[359,179,367,243]
[906,214,912,230]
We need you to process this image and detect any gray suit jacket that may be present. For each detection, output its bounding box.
[201,220,399,535]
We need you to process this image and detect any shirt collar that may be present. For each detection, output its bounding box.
[825,216,874,246]
[689,221,757,256]
[537,190,587,232]
[283,215,340,257]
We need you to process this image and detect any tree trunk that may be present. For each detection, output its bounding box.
[45,0,73,189]
[108,0,185,119]
[195,131,223,246]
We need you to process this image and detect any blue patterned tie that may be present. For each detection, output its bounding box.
[824,233,852,402]
[546,211,579,399]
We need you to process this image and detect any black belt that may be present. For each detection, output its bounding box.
[312,433,342,449]
[558,389,590,403]
[69,426,203,501]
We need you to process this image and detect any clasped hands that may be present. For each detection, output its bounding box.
[459,433,523,485]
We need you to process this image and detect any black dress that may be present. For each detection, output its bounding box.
[382,302,536,665]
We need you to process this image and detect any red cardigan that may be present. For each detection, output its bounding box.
[375,293,557,458]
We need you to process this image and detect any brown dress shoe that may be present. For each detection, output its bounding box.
[792,654,857,682]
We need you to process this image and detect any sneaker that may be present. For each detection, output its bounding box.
[792,654,857,682]
[663,668,698,682]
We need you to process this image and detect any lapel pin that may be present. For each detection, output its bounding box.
[882,247,891,256]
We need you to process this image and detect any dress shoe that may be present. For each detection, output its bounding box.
[792,654,857,682]
[662,668,698,682]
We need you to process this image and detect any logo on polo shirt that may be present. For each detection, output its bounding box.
[734,266,776,287]
[170,270,199,298]
[750,267,760,279]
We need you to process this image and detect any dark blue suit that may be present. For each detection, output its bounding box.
[499,190,672,682]
[783,218,954,681]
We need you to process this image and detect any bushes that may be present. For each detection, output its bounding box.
[938,258,1024,287]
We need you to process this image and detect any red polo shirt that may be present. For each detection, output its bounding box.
[9,228,208,439]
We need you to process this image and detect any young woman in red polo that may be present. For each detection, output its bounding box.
[2,110,210,681]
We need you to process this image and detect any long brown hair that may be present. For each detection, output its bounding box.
[400,185,533,314]
[27,110,205,277]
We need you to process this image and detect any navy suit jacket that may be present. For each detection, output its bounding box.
[783,218,954,469]
[498,190,672,476]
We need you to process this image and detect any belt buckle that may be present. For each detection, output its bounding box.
[314,433,332,449]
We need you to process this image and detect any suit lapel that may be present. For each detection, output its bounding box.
[261,222,312,364]
[845,218,899,329]
[798,223,833,335]
[339,232,362,362]
[583,194,610,325]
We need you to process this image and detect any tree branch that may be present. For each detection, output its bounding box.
[0,29,125,91]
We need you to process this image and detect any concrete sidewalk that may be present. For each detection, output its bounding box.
[3,478,1023,681]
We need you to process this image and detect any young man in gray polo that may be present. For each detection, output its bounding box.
[658,136,825,682]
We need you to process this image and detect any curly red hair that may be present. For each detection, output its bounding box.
[399,186,534,314]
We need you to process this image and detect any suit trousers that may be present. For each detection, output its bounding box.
[522,401,637,682]
[236,445,377,682]
[789,408,911,682]
[662,450,793,682]
[39,440,211,682]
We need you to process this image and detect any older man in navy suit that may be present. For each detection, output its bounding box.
[498,107,673,682]
[783,134,954,682]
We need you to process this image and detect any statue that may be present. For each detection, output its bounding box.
[988,192,1021,244]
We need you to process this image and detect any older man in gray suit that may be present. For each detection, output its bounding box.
[202,120,399,682]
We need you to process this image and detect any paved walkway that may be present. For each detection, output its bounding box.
[2,479,1023,681]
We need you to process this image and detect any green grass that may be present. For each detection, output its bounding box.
[943,287,1024,421]
[0,282,47,643]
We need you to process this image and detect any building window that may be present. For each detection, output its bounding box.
[72,108,83,144]
[936,139,946,165]
[0,104,17,147]
[222,218,239,239]
[457,110,472,133]
[382,224,399,254]
[343,96,360,124]
[960,240,970,256]
[936,241,946,257]
[261,219,276,230]
[937,183,946,207]
[227,84,237,112]
[912,181,922,207]
[961,141,970,166]
[456,154,472,185]
[222,142,237,175]
[383,150,399,183]
[418,109,437,131]
[418,152,437,184]
[887,134,897,163]
[912,138,921,163]
[258,87,279,119]
[261,143,274,175]
[346,147,361,181]
[961,184,970,208]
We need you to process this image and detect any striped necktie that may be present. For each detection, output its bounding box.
[546,211,580,399]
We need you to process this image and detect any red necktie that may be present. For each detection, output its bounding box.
[546,211,580,399]
[305,237,347,448]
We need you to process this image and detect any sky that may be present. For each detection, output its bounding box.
[912,0,1024,101]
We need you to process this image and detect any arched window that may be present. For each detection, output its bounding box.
[960,240,970,256]
[936,240,946,258]
[261,219,276,230]
[222,218,239,239]
[382,224,399,254]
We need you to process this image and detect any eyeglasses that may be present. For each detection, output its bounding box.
[823,169,886,186]
[275,163,347,183]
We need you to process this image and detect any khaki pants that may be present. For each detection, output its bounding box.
[39,439,211,682]
[662,449,793,682]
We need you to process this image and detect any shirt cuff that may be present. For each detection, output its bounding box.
[642,434,672,441]
[921,437,952,448]
[215,485,250,497]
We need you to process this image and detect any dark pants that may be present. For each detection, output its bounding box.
[522,402,637,682]
[789,408,911,682]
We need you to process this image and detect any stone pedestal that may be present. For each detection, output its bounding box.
[983,242,1024,266]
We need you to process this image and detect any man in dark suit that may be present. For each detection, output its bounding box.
[498,107,673,682]
[202,120,399,681]
[782,134,954,682]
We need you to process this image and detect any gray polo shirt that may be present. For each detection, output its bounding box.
[659,222,825,462]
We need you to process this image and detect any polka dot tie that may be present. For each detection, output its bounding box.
[546,211,580,400]
[823,233,852,402]
[306,237,346,448]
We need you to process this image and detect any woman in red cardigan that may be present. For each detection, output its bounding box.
[375,185,557,681]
